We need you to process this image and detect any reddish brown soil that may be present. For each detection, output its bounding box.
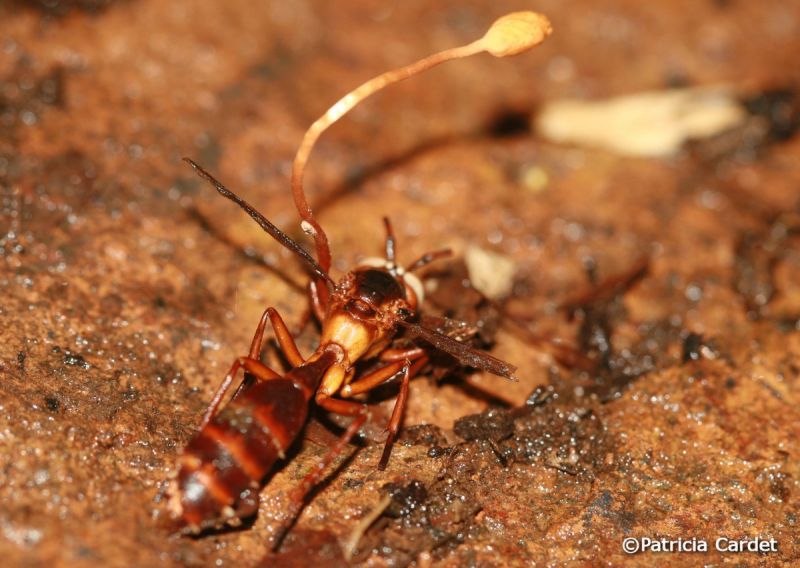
[1,1,799,566]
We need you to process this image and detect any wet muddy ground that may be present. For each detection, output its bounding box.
[2,1,800,566]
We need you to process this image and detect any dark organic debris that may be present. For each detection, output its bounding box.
[11,0,123,17]
[561,258,654,399]
[525,384,555,407]
[485,108,532,138]
[384,480,429,519]
[743,88,800,144]
[734,211,800,317]
[44,395,60,412]
[453,408,514,443]
[689,87,800,162]
[400,423,448,448]
[682,331,704,362]
[62,350,90,369]
[681,331,719,363]
[354,388,614,564]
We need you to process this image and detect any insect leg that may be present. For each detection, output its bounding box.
[230,306,304,400]
[272,397,369,550]
[340,350,428,397]
[378,346,426,362]
[337,354,428,469]
[199,356,281,430]
[340,360,404,397]
[378,360,410,470]
[292,283,328,337]
[199,307,298,428]
[262,307,304,368]
[307,280,329,323]
[315,394,370,416]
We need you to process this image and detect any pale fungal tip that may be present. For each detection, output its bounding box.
[481,11,552,58]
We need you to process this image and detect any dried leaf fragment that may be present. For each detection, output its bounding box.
[535,87,746,157]
[465,246,516,300]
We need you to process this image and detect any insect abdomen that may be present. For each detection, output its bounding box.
[175,378,309,529]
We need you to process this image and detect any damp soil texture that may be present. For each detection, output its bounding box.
[2,1,800,567]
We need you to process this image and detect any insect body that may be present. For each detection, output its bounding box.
[172,343,337,528]
[169,173,508,535]
[168,11,552,541]
[170,258,410,529]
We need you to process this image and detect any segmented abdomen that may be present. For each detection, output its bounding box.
[175,377,310,529]
[171,347,339,530]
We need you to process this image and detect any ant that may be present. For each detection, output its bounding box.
[167,11,552,546]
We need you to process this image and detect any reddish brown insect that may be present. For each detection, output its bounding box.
[166,11,552,543]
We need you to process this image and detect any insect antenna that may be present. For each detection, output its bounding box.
[382,217,396,265]
[406,249,453,272]
[290,11,553,274]
[183,158,335,287]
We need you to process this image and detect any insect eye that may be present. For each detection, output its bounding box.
[346,300,376,319]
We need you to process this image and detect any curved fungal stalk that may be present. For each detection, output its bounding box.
[175,11,551,545]
[291,11,553,274]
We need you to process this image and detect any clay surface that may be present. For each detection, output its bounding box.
[1,1,799,566]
